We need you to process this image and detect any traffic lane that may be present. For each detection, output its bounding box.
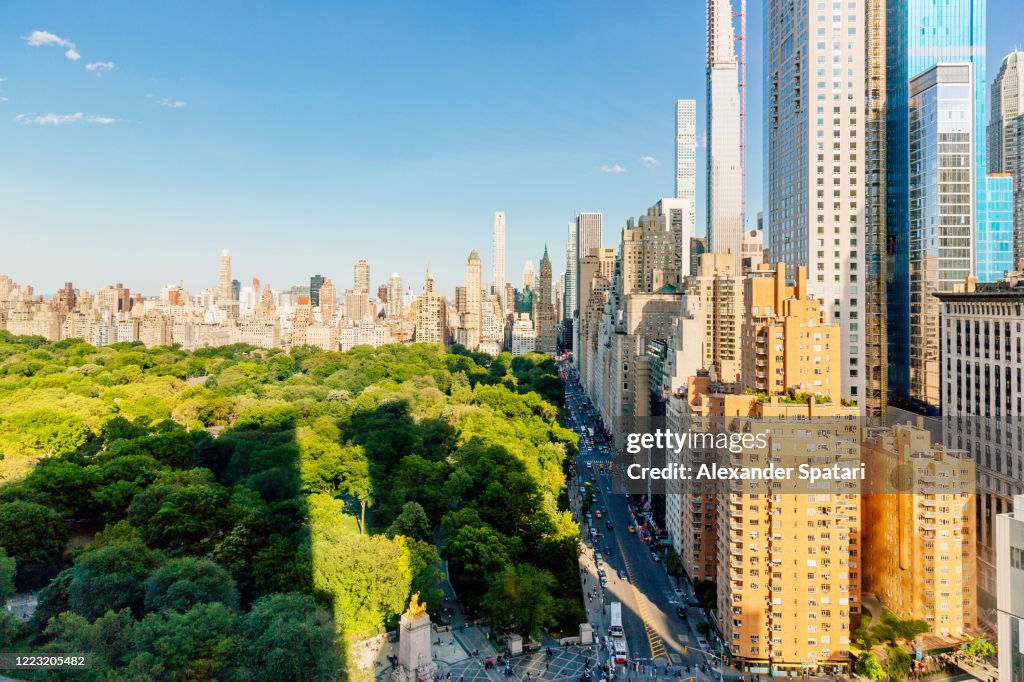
[596,475,691,664]
[573,482,652,662]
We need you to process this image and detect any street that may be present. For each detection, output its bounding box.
[560,360,727,679]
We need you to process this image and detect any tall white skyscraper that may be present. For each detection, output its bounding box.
[219,249,232,300]
[675,99,697,240]
[564,221,577,320]
[492,211,506,302]
[385,272,404,319]
[706,0,744,270]
[572,212,602,365]
[766,0,865,404]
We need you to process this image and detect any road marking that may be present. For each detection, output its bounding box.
[618,546,668,662]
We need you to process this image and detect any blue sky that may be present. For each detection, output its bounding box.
[1,1,1021,296]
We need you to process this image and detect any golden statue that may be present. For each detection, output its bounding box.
[406,592,427,619]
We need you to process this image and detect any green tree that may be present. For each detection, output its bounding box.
[142,483,232,554]
[241,593,340,681]
[963,637,996,660]
[855,651,885,681]
[144,557,239,613]
[443,523,513,605]
[126,602,240,680]
[482,564,558,639]
[884,645,911,682]
[388,502,432,543]
[66,539,164,619]
[0,501,68,580]
[0,548,15,603]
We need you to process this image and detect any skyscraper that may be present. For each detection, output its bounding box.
[535,246,556,356]
[354,259,370,295]
[386,272,404,319]
[414,268,446,345]
[885,0,987,408]
[522,260,535,291]
[219,249,232,300]
[459,250,482,350]
[319,278,336,323]
[766,0,865,404]
[564,221,577,322]
[493,211,506,301]
[309,274,325,307]
[675,99,697,239]
[989,50,1024,266]
[907,63,975,411]
[572,212,603,352]
[706,0,743,270]
[864,0,888,416]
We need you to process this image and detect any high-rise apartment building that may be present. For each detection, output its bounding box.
[689,236,707,277]
[413,268,446,345]
[906,63,976,412]
[675,99,697,237]
[219,249,232,301]
[706,0,743,270]
[344,290,370,322]
[686,252,743,384]
[510,313,536,356]
[862,423,976,638]
[386,273,404,319]
[564,221,577,323]
[318,278,336,323]
[886,0,987,408]
[989,51,1024,266]
[354,259,370,295]
[309,274,325,307]
[458,250,483,350]
[534,246,557,356]
[765,0,865,405]
[741,263,841,399]
[573,212,603,365]
[493,211,506,301]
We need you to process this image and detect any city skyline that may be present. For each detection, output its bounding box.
[2,3,1022,296]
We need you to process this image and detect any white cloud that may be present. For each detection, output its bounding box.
[156,97,187,109]
[640,155,660,168]
[85,61,115,74]
[23,30,82,61]
[599,164,627,174]
[15,112,118,125]
[23,30,73,48]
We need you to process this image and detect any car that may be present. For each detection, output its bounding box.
[589,527,597,537]
[675,606,688,620]
[605,521,613,530]
[586,462,592,470]
[697,637,710,651]
[594,510,602,519]
[594,551,603,561]
[627,525,635,534]
[604,545,613,556]
[651,553,661,563]
[618,570,628,580]
[599,576,608,587]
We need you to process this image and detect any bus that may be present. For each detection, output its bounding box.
[612,637,629,664]
[609,601,624,638]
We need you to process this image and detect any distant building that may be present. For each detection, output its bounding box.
[309,274,325,306]
[510,313,536,356]
[354,259,370,294]
[996,495,1024,680]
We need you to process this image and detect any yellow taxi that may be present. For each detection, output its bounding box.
[627,525,635,534]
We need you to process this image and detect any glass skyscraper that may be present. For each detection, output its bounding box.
[885,0,987,407]
[977,174,1014,281]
